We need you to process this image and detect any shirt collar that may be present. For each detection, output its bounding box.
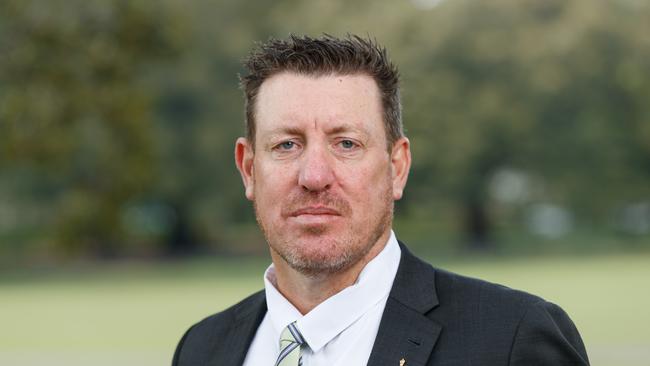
[263,230,402,352]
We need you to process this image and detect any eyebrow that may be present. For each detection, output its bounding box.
[324,123,371,137]
[263,127,305,141]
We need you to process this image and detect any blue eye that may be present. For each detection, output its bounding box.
[340,140,356,149]
[279,141,295,150]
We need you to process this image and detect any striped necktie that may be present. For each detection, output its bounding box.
[275,322,306,366]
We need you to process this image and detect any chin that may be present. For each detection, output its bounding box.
[293,236,343,260]
[289,252,354,277]
[282,236,365,276]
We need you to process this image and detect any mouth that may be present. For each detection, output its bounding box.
[290,206,341,217]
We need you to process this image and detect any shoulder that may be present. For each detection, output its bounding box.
[426,261,576,336]
[408,259,588,364]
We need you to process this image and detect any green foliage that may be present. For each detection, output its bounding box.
[0,0,186,256]
[1,0,649,259]
[398,0,650,245]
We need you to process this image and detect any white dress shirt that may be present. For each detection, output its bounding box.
[242,231,402,366]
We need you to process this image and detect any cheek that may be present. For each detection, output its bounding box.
[341,162,391,196]
[255,165,294,211]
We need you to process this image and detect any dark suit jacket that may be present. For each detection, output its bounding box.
[173,243,590,365]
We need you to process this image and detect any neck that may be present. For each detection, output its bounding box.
[270,230,391,314]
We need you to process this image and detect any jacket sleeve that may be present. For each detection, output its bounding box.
[508,300,590,366]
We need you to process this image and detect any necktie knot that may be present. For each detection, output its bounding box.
[276,322,306,366]
[281,322,305,345]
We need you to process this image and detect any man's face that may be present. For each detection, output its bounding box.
[236,72,410,276]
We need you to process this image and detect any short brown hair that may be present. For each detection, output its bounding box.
[240,34,403,149]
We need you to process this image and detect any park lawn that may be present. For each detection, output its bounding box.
[1,252,648,366]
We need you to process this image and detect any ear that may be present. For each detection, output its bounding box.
[235,137,255,200]
[390,137,411,200]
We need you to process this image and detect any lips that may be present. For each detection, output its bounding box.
[290,206,341,217]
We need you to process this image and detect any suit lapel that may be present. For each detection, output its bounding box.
[367,243,442,366]
[215,292,267,365]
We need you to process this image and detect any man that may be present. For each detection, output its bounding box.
[173,34,589,366]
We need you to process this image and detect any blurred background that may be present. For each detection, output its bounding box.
[1,0,649,365]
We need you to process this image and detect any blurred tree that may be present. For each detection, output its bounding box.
[402,0,650,248]
[0,0,185,256]
[1,0,649,261]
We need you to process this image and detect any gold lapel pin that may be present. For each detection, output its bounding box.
[399,358,406,366]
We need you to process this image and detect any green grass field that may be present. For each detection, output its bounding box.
[1,252,649,366]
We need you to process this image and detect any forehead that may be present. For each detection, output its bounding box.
[254,72,384,136]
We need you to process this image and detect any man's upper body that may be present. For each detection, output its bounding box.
[173,235,589,365]
[173,34,590,365]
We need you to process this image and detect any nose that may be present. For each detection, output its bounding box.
[298,145,335,192]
